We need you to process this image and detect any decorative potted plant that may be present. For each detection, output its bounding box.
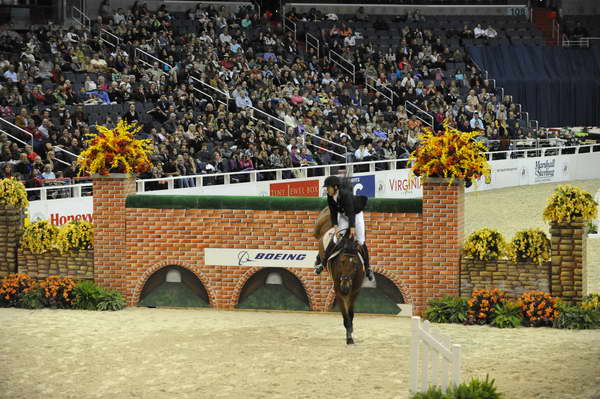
[410,120,491,187]
[78,120,154,176]
[543,185,598,226]
[0,178,28,273]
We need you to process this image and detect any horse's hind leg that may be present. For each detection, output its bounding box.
[340,298,354,345]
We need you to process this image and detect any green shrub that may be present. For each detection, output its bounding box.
[491,302,522,329]
[424,296,468,324]
[410,376,503,399]
[73,280,105,310]
[581,292,600,311]
[96,289,126,311]
[412,386,446,399]
[447,375,503,399]
[19,287,44,309]
[553,302,600,330]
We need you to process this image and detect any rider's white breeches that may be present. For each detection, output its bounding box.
[337,211,365,245]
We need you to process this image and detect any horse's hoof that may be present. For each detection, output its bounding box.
[346,338,354,345]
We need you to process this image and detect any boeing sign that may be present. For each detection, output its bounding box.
[205,248,318,268]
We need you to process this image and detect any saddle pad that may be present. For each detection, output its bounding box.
[321,227,337,250]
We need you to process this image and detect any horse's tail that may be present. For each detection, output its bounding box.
[314,207,331,239]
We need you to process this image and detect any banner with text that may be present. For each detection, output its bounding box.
[205,248,319,268]
[29,197,93,225]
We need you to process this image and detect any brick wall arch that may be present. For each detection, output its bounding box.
[131,261,216,307]
[231,267,316,311]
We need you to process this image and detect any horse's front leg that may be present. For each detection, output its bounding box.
[339,296,354,345]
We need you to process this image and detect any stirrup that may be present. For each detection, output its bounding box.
[365,268,374,281]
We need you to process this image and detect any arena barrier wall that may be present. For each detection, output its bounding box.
[92,175,465,316]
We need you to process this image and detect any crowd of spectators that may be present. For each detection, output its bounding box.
[0,1,547,195]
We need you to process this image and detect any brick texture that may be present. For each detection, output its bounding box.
[91,176,466,316]
[460,258,551,299]
[550,218,588,303]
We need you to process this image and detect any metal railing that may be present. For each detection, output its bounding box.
[135,48,173,73]
[365,74,394,103]
[0,118,33,148]
[405,101,434,129]
[248,106,287,133]
[189,76,229,107]
[24,143,600,201]
[100,29,120,48]
[305,33,320,59]
[302,131,348,160]
[284,18,297,42]
[329,50,355,84]
[72,6,91,31]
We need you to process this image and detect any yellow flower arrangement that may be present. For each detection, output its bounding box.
[20,220,59,254]
[463,228,508,261]
[0,178,29,210]
[582,293,600,311]
[410,120,491,185]
[543,185,598,224]
[20,219,94,254]
[508,228,551,266]
[54,220,93,254]
[78,120,154,176]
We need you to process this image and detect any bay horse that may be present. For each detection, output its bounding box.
[314,207,365,345]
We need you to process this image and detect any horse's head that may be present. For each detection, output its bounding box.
[336,236,361,295]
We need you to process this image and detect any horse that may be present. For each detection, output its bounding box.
[314,207,365,345]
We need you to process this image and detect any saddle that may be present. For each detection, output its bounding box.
[321,228,365,271]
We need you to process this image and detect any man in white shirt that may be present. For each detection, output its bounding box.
[235,90,253,109]
[354,143,370,161]
[321,72,336,85]
[219,30,232,44]
[3,65,17,82]
[113,9,126,25]
[474,24,486,39]
[344,35,356,47]
[470,112,485,130]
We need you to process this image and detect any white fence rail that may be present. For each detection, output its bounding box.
[410,316,461,394]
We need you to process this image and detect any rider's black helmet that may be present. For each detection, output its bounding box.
[323,175,341,187]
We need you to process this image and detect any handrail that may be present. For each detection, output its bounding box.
[248,106,287,133]
[25,143,600,201]
[190,76,230,100]
[305,33,320,59]
[405,101,434,129]
[100,29,120,48]
[365,74,394,103]
[0,128,29,147]
[0,117,34,147]
[303,130,347,155]
[191,86,215,104]
[135,48,173,71]
[284,18,297,42]
[329,49,355,84]
[72,6,91,31]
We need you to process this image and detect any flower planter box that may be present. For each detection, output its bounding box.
[0,204,25,276]
[460,257,551,299]
[18,249,94,279]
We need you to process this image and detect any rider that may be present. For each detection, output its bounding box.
[314,175,374,281]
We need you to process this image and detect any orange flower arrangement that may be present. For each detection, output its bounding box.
[78,120,154,176]
[38,276,77,308]
[0,273,36,307]
[519,291,559,327]
[410,120,491,186]
[467,288,507,325]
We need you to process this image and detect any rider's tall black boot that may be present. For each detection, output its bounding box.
[362,244,374,281]
[314,254,324,275]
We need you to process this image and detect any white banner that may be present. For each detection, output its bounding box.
[374,169,422,199]
[29,197,93,225]
[204,248,318,268]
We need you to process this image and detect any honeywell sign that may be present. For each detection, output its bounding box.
[29,197,93,226]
